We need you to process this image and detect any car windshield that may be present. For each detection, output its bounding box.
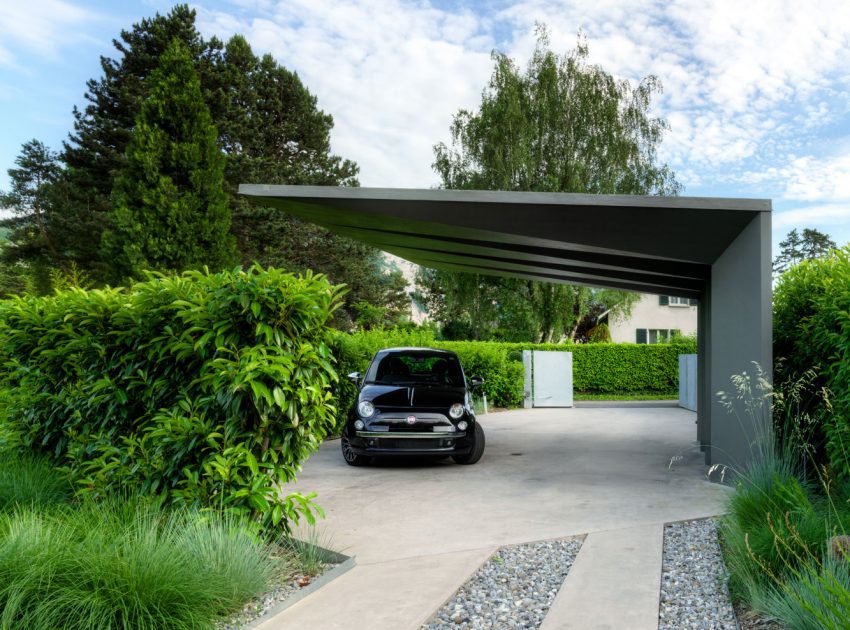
[368,352,465,387]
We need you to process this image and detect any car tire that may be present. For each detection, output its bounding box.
[453,422,485,465]
[341,436,370,466]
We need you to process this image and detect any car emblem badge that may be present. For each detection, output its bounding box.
[406,415,416,424]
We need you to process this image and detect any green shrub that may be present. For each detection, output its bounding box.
[0,497,277,629]
[773,247,850,476]
[0,453,70,513]
[0,266,344,533]
[586,323,612,343]
[436,341,525,407]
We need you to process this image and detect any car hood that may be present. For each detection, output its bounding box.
[360,384,465,410]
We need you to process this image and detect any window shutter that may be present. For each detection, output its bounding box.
[659,295,669,305]
[636,329,647,344]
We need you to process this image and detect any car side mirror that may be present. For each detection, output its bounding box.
[348,372,362,386]
[469,375,484,390]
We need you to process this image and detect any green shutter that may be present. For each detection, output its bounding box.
[659,295,669,305]
[636,329,647,343]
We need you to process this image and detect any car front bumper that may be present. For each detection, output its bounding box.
[349,430,473,456]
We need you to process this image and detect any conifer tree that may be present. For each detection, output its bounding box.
[103,40,236,280]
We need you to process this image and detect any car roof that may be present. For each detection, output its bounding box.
[375,347,458,357]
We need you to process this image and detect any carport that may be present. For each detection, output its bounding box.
[239,185,772,471]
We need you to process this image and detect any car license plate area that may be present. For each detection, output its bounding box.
[378,438,452,450]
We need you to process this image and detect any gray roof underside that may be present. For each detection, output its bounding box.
[238,185,771,299]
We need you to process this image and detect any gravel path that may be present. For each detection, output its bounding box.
[423,538,583,630]
[659,519,738,630]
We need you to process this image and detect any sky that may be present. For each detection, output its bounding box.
[1,0,850,255]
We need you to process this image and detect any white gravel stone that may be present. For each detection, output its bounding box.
[423,538,582,630]
[659,518,738,630]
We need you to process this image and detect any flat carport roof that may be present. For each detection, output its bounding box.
[239,184,772,471]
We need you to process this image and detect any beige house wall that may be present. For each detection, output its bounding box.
[608,293,697,343]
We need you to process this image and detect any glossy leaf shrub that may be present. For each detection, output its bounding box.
[0,265,343,533]
[773,246,850,476]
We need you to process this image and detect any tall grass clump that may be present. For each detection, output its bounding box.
[0,496,278,629]
[0,453,70,512]
[759,555,850,630]
[717,367,850,627]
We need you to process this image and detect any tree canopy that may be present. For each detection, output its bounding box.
[1,4,408,326]
[421,30,676,341]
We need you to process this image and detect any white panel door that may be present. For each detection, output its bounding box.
[532,351,573,407]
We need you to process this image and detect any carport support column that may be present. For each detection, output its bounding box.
[706,211,772,472]
[697,288,710,461]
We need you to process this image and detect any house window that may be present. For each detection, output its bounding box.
[636,328,681,344]
[659,295,697,307]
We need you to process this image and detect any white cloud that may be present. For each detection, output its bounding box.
[199,0,495,187]
[0,0,100,68]
[196,0,850,194]
[739,152,850,203]
[773,204,850,231]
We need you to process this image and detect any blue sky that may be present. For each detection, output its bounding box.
[2,0,850,254]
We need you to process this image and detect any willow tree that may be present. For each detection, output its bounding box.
[424,29,679,342]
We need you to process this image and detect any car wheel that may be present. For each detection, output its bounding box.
[341,436,370,467]
[453,422,485,465]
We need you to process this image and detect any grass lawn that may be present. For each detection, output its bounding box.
[574,391,678,401]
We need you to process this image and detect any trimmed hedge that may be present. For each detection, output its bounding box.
[773,247,850,477]
[0,266,344,533]
[332,329,696,410]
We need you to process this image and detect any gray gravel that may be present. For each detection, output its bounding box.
[659,518,738,630]
[423,537,583,629]
[216,566,335,629]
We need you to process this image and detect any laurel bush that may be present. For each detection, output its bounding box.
[0,265,344,533]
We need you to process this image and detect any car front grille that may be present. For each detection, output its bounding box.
[375,438,451,450]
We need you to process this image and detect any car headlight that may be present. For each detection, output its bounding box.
[354,419,365,430]
[357,400,375,418]
[449,403,464,419]
[457,420,468,431]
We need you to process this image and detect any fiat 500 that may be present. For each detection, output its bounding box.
[340,347,485,466]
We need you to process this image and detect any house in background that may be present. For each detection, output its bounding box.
[606,293,698,343]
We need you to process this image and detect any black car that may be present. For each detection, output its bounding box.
[340,347,485,466]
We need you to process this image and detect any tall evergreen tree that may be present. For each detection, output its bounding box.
[773,227,837,274]
[102,40,235,280]
[61,5,221,279]
[422,29,672,341]
[52,6,399,325]
[0,140,64,293]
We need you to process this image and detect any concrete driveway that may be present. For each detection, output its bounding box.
[259,406,731,630]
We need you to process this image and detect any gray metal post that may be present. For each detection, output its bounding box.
[707,212,772,473]
[522,350,533,409]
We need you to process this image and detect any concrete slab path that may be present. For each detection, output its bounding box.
[258,407,731,629]
[540,524,663,630]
